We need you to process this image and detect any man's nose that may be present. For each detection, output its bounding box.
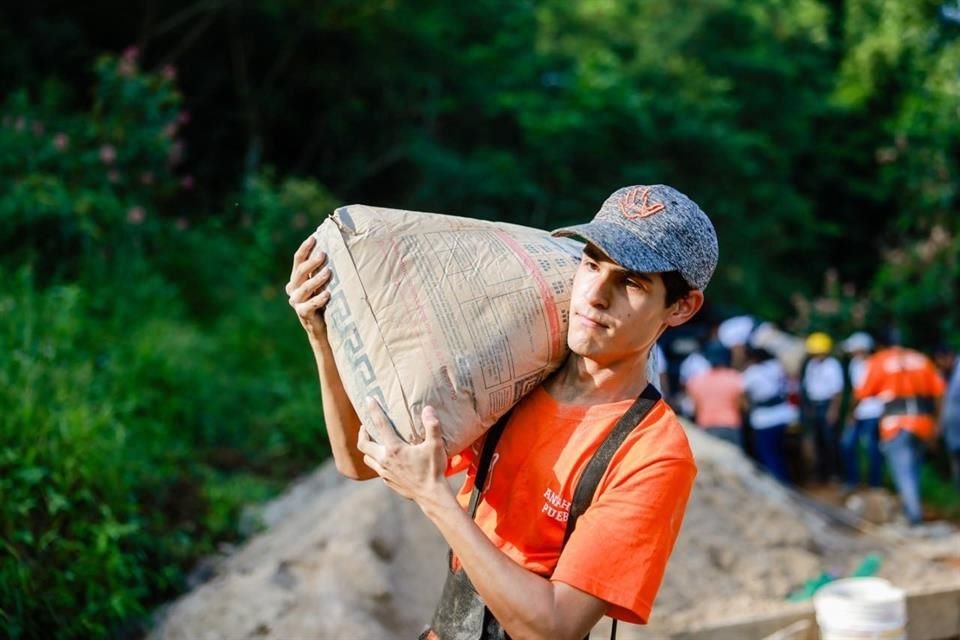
[585,275,611,308]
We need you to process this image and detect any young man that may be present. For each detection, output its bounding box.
[286,185,718,639]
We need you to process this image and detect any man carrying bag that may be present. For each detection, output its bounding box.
[287,184,719,639]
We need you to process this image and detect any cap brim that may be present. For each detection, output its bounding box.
[552,221,675,275]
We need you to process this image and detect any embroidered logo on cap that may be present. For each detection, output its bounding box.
[618,186,665,219]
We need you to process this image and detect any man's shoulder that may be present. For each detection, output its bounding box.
[632,401,695,462]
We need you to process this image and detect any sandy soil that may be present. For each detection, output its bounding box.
[149,424,960,639]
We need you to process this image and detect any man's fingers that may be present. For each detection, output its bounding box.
[288,252,326,301]
[290,266,331,303]
[365,397,402,446]
[306,266,333,293]
[293,254,328,289]
[291,235,317,275]
[297,291,330,316]
[362,454,387,477]
[288,266,332,312]
[422,405,444,444]
[357,424,383,457]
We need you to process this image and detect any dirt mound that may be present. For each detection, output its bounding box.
[618,426,960,638]
[149,464,446,640]
[150,425,960,639]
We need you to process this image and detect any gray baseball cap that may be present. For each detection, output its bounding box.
[552,184,719,290]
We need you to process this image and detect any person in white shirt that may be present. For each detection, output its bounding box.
[652,342,670,399]
[801,332,845,484]
[675,343,710,419]
[742,346,798,483]
[839,332,884,489]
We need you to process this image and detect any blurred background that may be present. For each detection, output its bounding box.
[2,0,959,637]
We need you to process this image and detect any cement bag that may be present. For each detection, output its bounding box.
[311,204,582,455]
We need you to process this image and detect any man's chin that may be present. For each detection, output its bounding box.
[567,335,601,358]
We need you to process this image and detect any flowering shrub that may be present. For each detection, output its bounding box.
[0,47,190,273]
[0,52,332,638]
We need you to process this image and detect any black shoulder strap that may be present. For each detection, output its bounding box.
[448,411,513,571]
[468,409,512,518]
[563,383,662,546]
[563,384,661,640]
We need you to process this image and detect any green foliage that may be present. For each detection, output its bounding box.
[2,0,958,341]
[1,269,167,638]
[921,459,960,521]
[814,0,960,347]
[0,54,329,638]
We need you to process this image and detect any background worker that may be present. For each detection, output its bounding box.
[287,184,718,639]
[742,346,797,484]
[855,331,946,526]
[685,342,744,448]
[840,332,884,490]
[801,332,845,484]
[676,340,711,419]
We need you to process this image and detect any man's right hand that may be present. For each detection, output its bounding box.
[286,235,333,338]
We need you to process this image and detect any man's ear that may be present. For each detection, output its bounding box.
[665,290,704,327]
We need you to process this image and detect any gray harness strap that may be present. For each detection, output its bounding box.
[423,384,662,640]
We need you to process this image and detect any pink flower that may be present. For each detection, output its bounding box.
[14,117,25,131]
[119,46,139,77]
[292,212,307,229]
[175,217,189,231]
[161,64,177,81]
[177,110,191,125]
[140,171,154,185]
[53,133,69,150]
[100,144,116,164]
[31,121,44,136]
[179,175,194,190]
[108,170,121,183]
[162,122,177,138]
[127,206,146,224]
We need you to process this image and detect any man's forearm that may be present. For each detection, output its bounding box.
[309,331,376,480]
[420,486,602,640]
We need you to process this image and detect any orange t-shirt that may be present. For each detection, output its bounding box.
[685,368,744,429]
[447,387,697,625]
[856,347,946,441]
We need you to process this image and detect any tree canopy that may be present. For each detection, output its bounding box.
[3,0,958,341]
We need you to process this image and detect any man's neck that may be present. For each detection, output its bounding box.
[545,352,650,405]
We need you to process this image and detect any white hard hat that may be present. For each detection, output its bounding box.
[842,331,874,353]
[718,315,756,348]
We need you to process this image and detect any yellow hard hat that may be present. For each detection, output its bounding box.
[805,332,833,355]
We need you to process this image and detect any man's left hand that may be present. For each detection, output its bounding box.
[357,398,450,506]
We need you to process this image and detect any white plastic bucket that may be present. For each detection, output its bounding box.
[814,577,906,640]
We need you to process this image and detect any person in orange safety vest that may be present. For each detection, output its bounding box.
[854,331,946,525]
